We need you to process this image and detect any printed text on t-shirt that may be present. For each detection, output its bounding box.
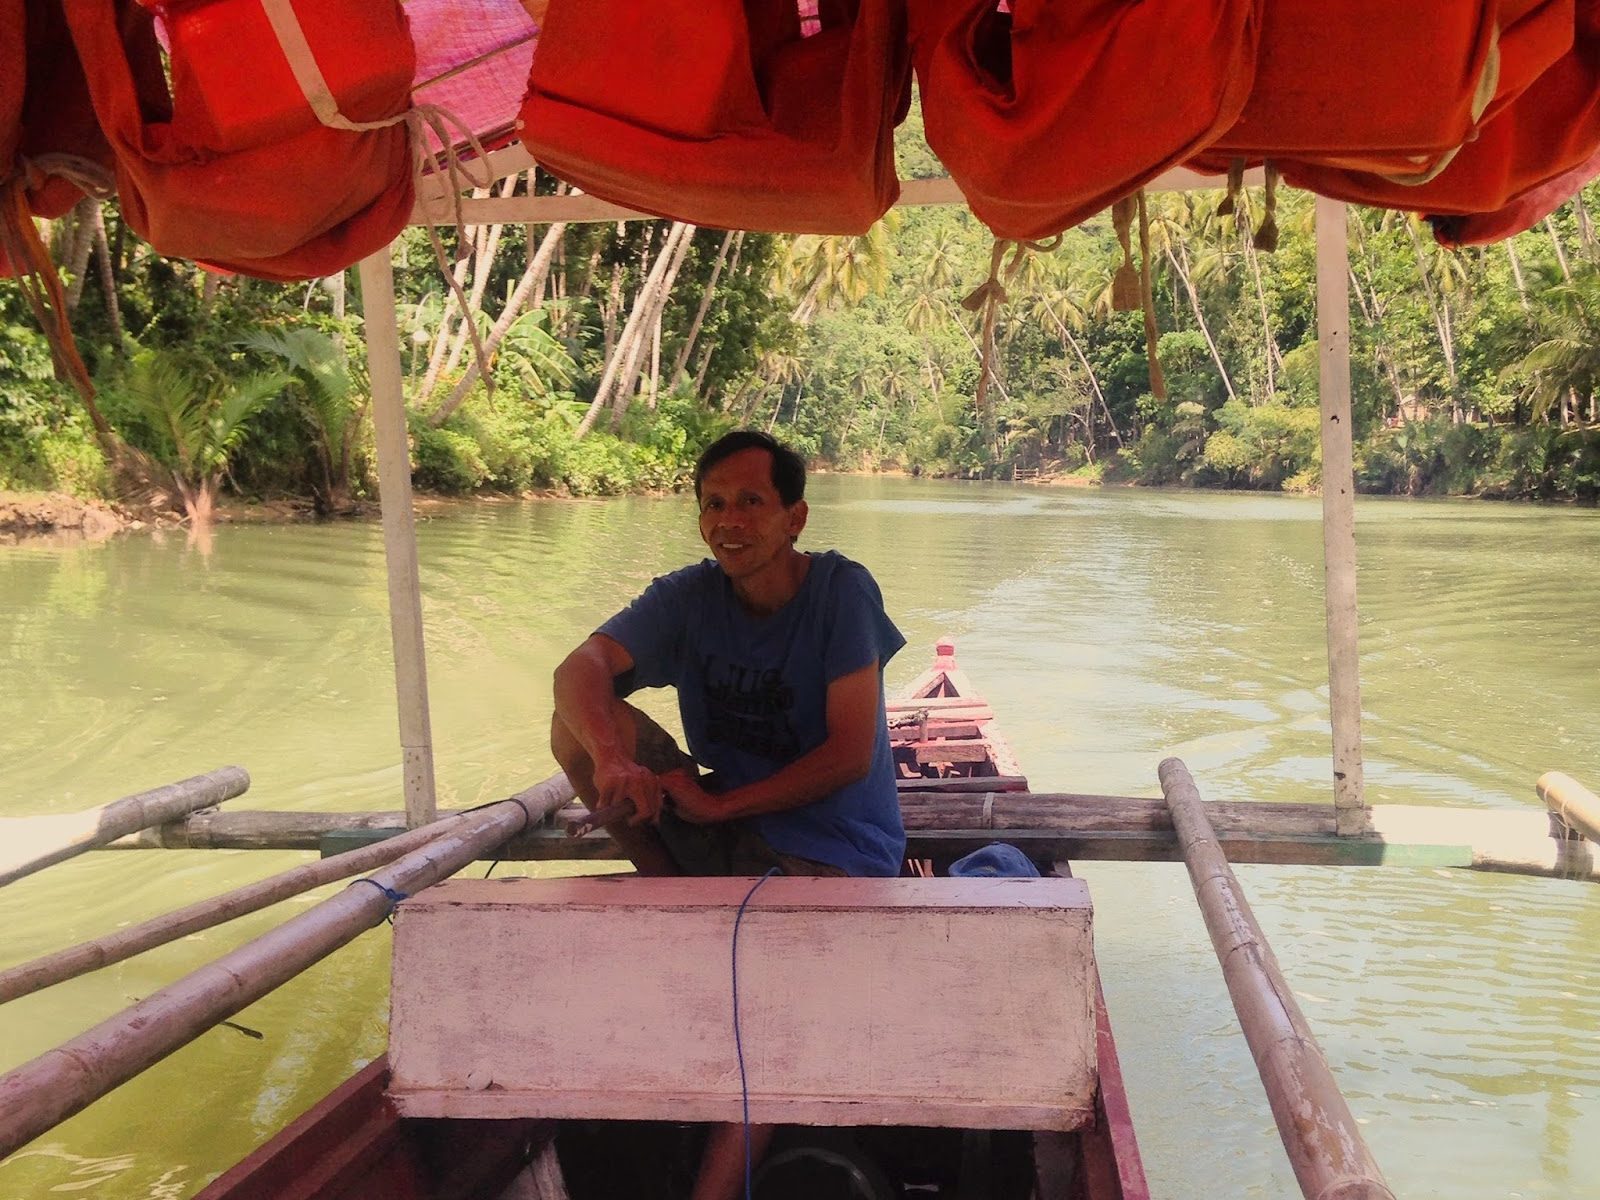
[700,653,801,761]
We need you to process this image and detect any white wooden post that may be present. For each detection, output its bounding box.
[1314,197,1368,835]
[358,248,437,828]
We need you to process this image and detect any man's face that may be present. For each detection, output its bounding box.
[697,447,808,583]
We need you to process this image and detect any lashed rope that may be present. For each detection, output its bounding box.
[0,157,117,409]
[1215,158,1246,218]
[1110,195,1140,311]
[1254,161,1280,252]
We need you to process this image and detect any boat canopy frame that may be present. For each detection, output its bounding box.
[359,161,1370,836]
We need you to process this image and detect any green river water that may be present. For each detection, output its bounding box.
[2,477,1598,1199]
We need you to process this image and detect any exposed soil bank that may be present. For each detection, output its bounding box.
[0,492,129,546]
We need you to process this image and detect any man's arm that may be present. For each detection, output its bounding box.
[660,659,881,823]
[552,633,665,822]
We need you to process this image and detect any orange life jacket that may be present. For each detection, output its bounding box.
[2,0,27,277]
[1,0,125,276]
[1430,145,1600,245]
[1193,1,1572,180]
[909,0,1261,240]
[1282,2,1600,225]
[59,0,416,281]
[519,0,912,234]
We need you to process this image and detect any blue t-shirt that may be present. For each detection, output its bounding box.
[597,550,907,877]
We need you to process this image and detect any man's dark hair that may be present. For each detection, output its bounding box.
[693,430,807,505]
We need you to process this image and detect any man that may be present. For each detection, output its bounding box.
[550,430,906,1200]
[551,429,907,880]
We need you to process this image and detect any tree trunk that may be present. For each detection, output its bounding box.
[954,319,1012,405]
[1350,218,1409,415]
[1044,309,1121,448]
[427,220,570,427]
[647,317,662,410]
[576,223,682,439]
[1546,215,1572,281]
[672,229,736,382]
[1572,192,1597,262]
[63,199,97,315]
[765,384,791,433]
[791,272,827,325]
[1236,206,1284,395]
[600,254,626,363]
[1504,239,1532,312]
[177,472,219,528]
[1404,217,1458,393]
[725,375,755,420]
[418,224,478,401]
[691,234,750,394]
[91,204,122,347]
[1164,240,1238,404]
[609,221,695,429]
[1440,299,1462,423]
[442,203,511,379]
[1136,192,1168,402]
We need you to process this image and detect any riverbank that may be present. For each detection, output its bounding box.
[0,492,130,546]
[7,425,1596,548]
[0,492,331,545]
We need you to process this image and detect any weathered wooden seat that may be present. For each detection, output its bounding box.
[387,875,1098,1132]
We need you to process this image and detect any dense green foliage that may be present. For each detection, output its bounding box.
[779,177,1600,500]
[2,135,1598,515]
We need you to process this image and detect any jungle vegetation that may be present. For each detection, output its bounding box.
[3,110,1598,519]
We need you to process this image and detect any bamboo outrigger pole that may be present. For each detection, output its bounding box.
[0,776,573,1161]
[1314,196,1369,836]
[1538,772,1600,843]
[358,247,437,828]
[1158,758,1394,1200]
[0,775,569,1005]
[0,767,249,889]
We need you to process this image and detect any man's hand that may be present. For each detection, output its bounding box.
[592,756,664,825]
[659,768,730,825]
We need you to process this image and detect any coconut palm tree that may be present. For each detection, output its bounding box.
[782,214,899,322]
[1148,193,1239,404]
[1514,265,1600,423]
[1016,257,1123,448]
[1397,210,1471,419]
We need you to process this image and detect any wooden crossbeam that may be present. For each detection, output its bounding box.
[102,799,1599,881]
[910,741,992,764]
[412,164,1264,227]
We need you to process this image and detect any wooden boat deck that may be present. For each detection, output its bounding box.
[889,637,1027,793]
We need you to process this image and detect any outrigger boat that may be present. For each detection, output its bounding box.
[195,641,1149,1200]
[4,3,1600,1197]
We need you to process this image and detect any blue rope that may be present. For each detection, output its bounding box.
[350,877,409,908]
[462,793,537,832]
[733,868,780,1200]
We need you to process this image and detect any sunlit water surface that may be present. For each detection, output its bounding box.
[2,478,1598,1198]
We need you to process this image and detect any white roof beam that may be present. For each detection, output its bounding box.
[412,162,1265,227]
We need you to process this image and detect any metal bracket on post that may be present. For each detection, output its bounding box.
[358,248,438,829]
[1315,197,1369,837]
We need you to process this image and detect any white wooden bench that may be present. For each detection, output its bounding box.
[388,875,1098,1132]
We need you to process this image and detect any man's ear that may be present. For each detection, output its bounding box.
[787,498,809,543]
